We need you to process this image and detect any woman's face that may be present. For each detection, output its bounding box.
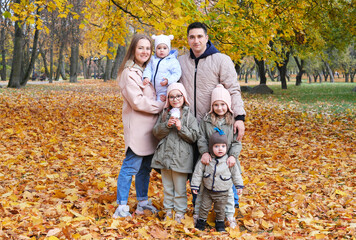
[168,89,184,108]
[134,39,151,67]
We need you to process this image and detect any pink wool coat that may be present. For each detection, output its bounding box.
[118,62,165,156]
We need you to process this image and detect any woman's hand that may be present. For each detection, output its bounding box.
[192,190,198,195]
[201,152,211,165]
[237,189,243,195]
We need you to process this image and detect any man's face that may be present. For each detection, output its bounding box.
[187,28,208,57]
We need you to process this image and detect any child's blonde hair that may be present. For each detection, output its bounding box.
[210,111,234,126]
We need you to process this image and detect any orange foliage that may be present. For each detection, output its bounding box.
[0,80,355,239]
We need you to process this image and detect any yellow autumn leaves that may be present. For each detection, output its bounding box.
[0,80,355,239]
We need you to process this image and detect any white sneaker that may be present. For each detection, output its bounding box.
[113,205,131,218]
[164,209,173,221]
[175,213,185,223]
[193,214,199,225]
[226,216,237,228]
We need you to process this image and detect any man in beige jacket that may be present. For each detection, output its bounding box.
[178,22,246,141]
[178,21,246,228]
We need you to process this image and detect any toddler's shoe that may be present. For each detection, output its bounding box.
[226,216,237,229]
[175,213,185,223]
[215,220,226,232]
[195,218,207,231]
[113,205,131,218]
[135,199,157,215]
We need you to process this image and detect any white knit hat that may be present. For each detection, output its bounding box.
[152,34,174,51]
[209,84,233,114]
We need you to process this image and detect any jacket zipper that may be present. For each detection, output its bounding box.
[153,58,163,89]
[194,60,198,118]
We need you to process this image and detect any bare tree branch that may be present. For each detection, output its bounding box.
[110,0,152,27]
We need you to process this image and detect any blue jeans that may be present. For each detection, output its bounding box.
[232,185,239,205]
[116,148,153,205]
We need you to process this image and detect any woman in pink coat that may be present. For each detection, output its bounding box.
[113,34,165,219]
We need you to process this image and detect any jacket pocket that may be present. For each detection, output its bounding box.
[203,173,211,178]
[220,175,232,181]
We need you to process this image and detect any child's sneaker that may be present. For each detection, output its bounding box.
[164,209,173,221]
[193,213,199,225]
[113,205,131,218]
[175,213,185,223]
[135,199,157,215]
[226,216,237,228]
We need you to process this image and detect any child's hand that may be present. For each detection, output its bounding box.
[175,119,181,131]
[167,117,176,128]
[192,190,198,195]
[143,78,150,85]
[227,156,236,167]
[160,78,168,86]
[237,189,243,195]
[160,95,166,102]
[201,152,211,165]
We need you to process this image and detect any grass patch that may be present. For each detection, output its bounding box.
[244,82,356,116]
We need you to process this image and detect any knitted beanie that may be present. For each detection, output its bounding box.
[209,127,228,156]
[152,34,174,51]
[164,82,190,108]
[209,84,233,114]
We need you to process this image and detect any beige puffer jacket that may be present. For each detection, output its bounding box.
[178,52,246,122]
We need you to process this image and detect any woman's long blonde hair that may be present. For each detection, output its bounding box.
[117,34,153,78]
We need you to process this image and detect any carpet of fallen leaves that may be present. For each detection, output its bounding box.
[0,80,355,240]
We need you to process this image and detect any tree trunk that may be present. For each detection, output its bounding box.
[104,40,114,82]
[40,49,50,80]
[308,73,312,83]
[83,57,91,79]
[21,26,40,87]
[345,72,349,82]
[294,56,304,86]
[254,57,267,85]
[275,52,290,89]
[70,43,79,83]
[318,71,323,83]
[55,42,67,81]
[111,45,125,79]
[8,16,23,88]
[0,27,6,81]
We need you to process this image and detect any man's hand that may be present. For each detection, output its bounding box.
[227,156,236,167]
[143,77,150,85]
[201,152,211,165]
[233,120,245,141]
[161,78,168,86]
[237,189,243,195]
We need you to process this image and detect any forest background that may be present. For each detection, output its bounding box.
[0,0,355,239]
[0,0,355,89]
